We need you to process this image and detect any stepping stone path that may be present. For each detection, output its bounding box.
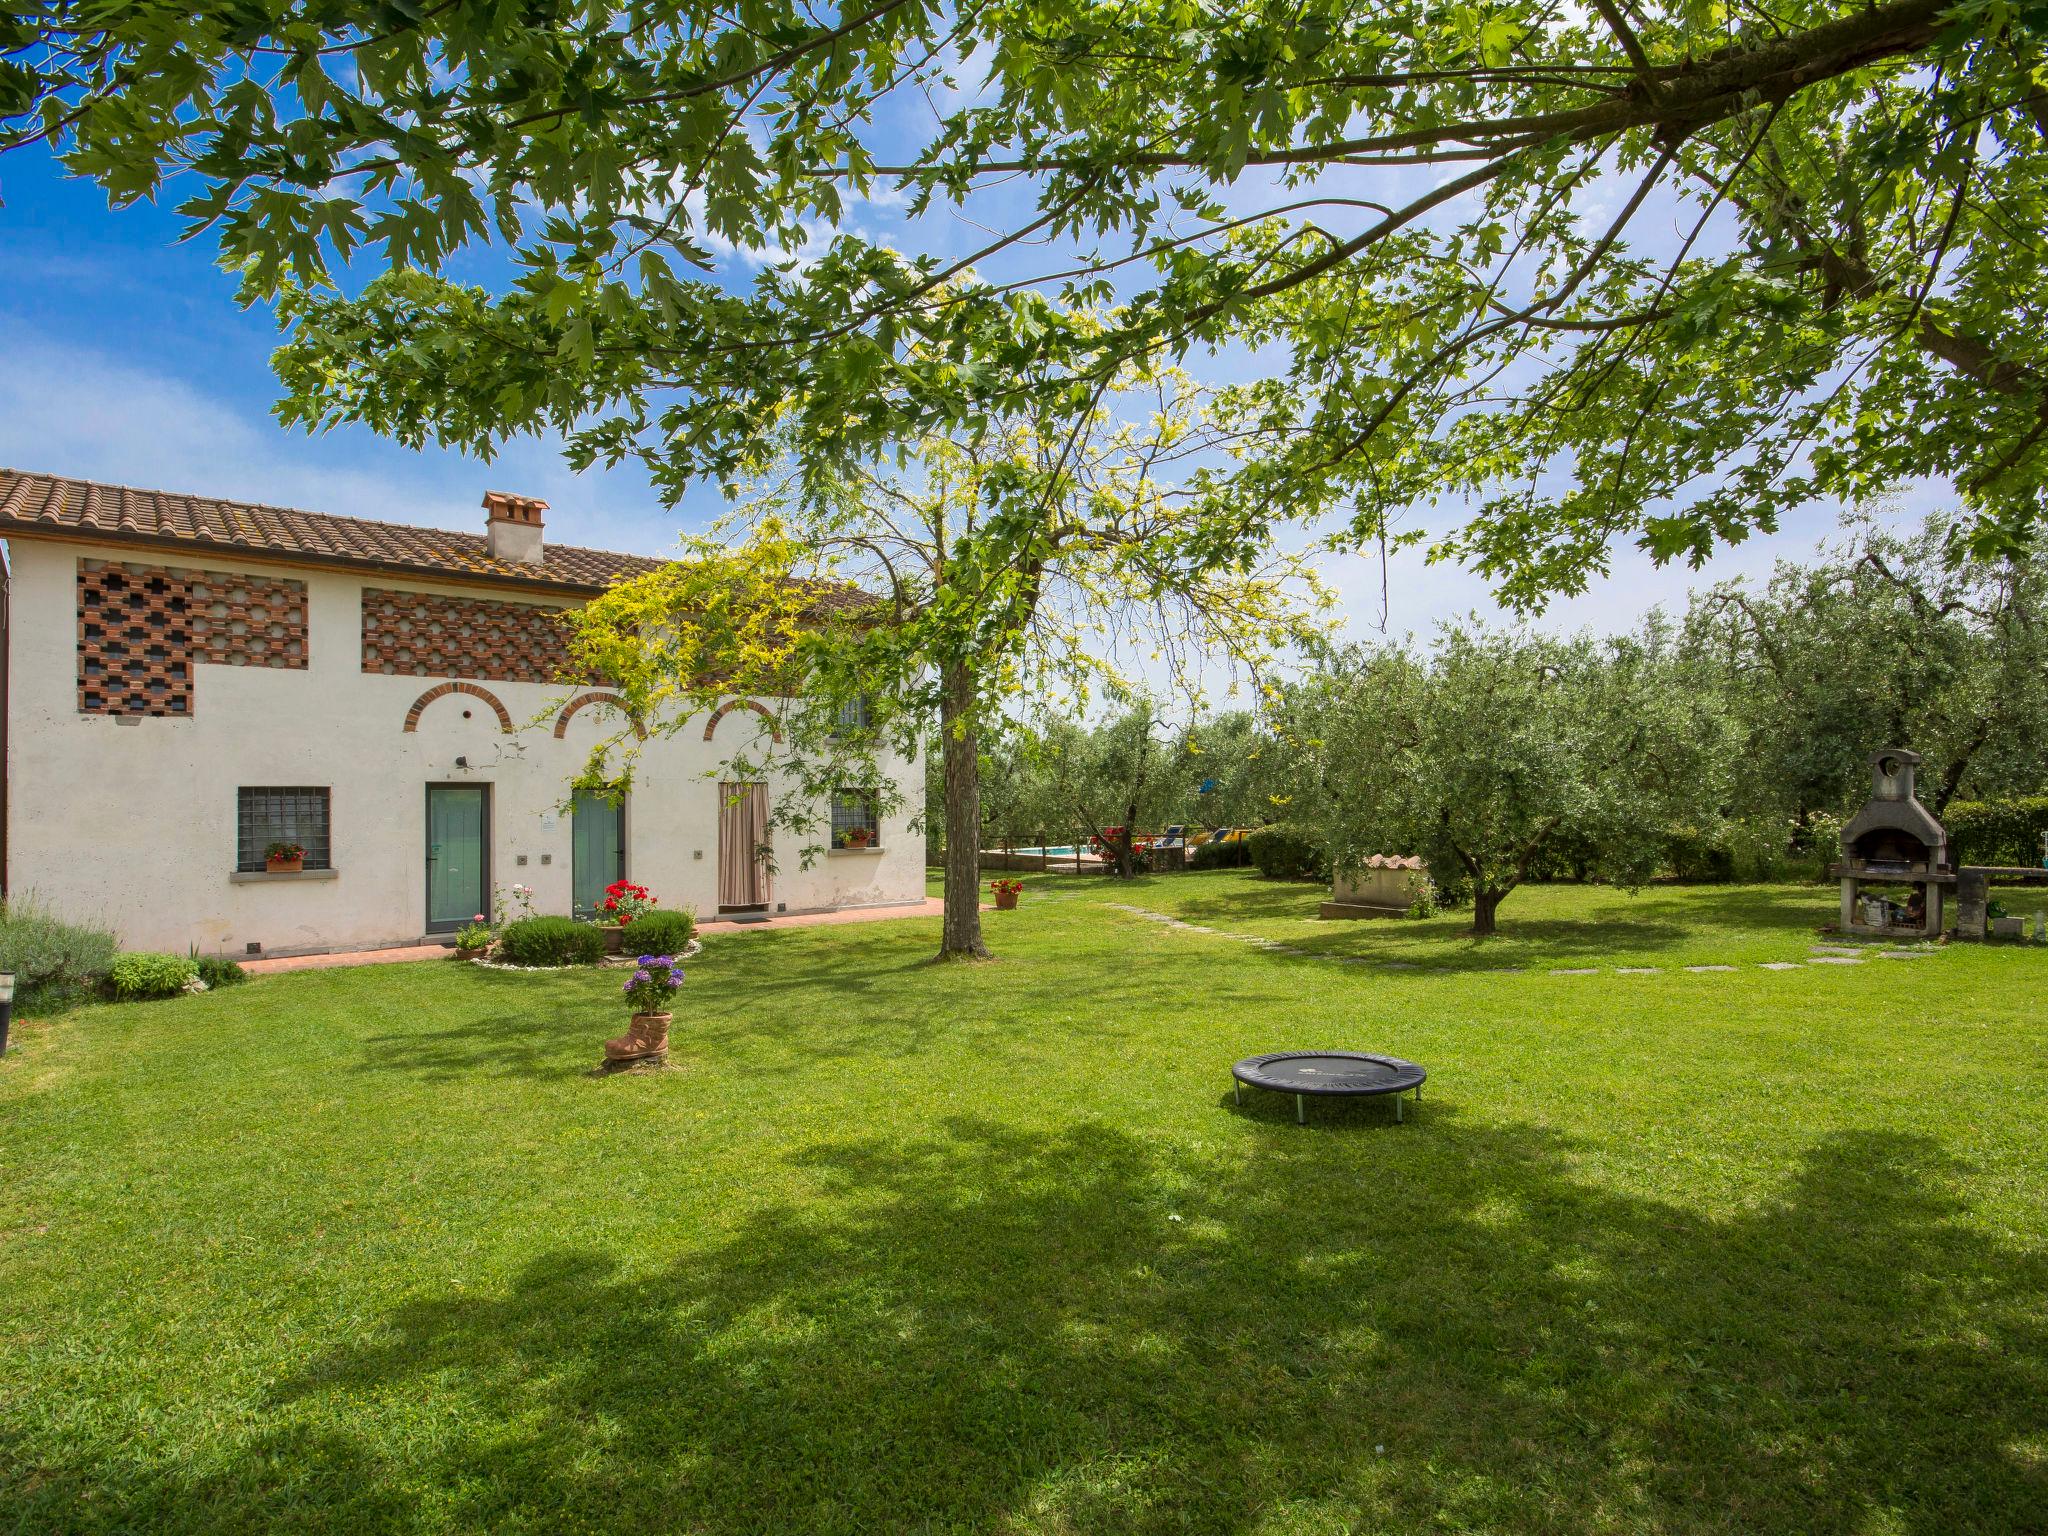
[1097,900,1937,979]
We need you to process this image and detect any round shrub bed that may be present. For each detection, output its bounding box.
[621,908,695,955]
[496,916,607,968]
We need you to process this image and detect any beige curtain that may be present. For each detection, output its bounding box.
[718,782,770,907]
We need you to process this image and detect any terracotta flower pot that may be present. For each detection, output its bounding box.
[266,855,303,874]
[605,1011,671,1062]
[994,890,1019,911]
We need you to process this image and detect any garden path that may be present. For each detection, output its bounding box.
[244,899,956,973]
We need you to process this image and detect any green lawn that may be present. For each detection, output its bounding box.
[2,875,2044,1534]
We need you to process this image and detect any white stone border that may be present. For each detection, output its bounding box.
[472,936,702,973]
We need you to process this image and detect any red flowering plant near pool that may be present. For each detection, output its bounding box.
[1087,826,1155,857]
[989,878,1024,898]
[598,879,658,926]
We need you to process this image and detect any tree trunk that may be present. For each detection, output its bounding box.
[1472,888,1504,936]
[938,662,990,960]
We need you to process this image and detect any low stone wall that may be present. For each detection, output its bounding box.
[1321,858,1429,919]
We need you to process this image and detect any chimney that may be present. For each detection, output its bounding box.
[482,491,548,564]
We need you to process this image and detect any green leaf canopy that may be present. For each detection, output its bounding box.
[8,0,2046,600]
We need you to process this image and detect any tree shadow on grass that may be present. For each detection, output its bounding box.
[343,935,1294,1079]
[18,1115,2042,1533]
[1134,880,1837,971]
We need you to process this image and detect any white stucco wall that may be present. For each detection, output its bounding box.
[3,537,924,955]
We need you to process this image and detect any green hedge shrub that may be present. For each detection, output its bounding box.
[1945,797,2048,868]
[0,898,119,1011]
[1246,823,1328,881]
[497,916,607,967]
[195,955,247,989]
[1189,837,1250,870]
[1662,824,1735,882]
[108,952,198,1001]
[621,908,695,955]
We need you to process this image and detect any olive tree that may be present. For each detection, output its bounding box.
[1025,703,1202,879]
[1683,510,2048,836]
[1288,624,1727,935]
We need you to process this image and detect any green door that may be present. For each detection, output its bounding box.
[572,790,625,919]
[426,785,489,931]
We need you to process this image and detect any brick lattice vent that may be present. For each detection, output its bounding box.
[361,587,584,684]
[77,559,308,715]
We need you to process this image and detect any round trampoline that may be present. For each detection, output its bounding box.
[1232,1051,1426,1124]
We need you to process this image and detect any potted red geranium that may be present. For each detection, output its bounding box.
[265,840,305,874]
[990,877,1023,911]
[595,879,657,953]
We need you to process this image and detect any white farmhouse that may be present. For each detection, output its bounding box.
[0,470,924,956]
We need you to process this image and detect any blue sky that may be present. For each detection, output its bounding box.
[0,135,1918,644]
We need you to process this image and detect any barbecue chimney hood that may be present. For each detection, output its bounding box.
[1840,748,1948,869]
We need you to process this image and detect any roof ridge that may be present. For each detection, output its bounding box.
[4,465,497,547]
[0,466,671,591]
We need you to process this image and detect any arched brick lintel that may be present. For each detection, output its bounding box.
[403,681,515,734]
[702,697,783,743]
[554,690,648,741]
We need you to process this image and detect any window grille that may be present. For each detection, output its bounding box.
[829,789,880,848]
[237,787,332,870]
[832,695,872,737]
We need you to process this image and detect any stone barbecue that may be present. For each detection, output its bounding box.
[1838,748,1950,938]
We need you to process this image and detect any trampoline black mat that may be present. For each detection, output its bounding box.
[1231,1051,1425,1097]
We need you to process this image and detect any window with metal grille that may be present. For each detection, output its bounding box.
[832,695,872,738]
[237,787,332,870]
[829,788,880,848]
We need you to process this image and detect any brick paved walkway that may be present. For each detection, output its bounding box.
[244,898,955,974]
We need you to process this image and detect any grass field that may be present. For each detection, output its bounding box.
[2,873,2044,1533]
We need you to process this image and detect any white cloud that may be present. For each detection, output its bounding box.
[0,326,719,556]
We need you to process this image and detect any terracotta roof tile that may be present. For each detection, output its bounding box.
[0,468,666,595]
